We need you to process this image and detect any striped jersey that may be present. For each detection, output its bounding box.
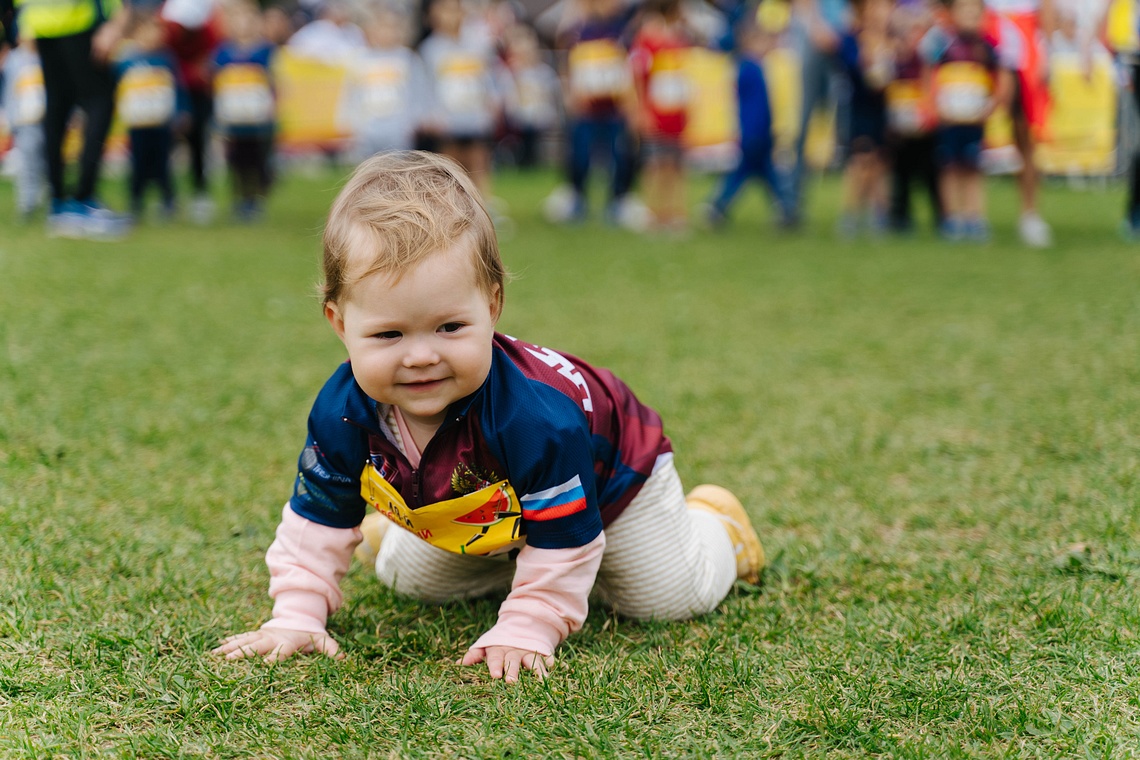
[289,333,672,551]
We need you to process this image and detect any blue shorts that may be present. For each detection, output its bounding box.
[936,125,985,169]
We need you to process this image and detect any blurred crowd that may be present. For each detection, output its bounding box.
[0,0,1129,245]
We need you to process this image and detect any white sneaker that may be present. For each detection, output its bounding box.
[1019,211,1053,249]
[190,194,216,226]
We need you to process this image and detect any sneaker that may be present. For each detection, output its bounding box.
[686,484,765,584]
[542,185,585,224]
[608,195,653,233]
[47,199,88,239]
[701,202,727,230]
[1018,211,1053,248]
[963,218,991,243]
[939,217,964,242]
[190,194,215,226]
[78,201,131,241]
[353,511,392,567]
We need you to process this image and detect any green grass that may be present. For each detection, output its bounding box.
[1,165,1139,758]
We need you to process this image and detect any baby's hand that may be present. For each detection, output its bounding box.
[460,645,554,683]
[212,628,344,663]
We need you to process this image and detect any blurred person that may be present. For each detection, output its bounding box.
[629,0,696,232]
[787,0,851,222]
[341,3,429,159]
[550,0,639,224]
[705,14,794,228]
[835,0,892,237]
[496,22,560,167]
[984,0,1055,247]
[15,0,137,239]
[262,3,295,47]
[287,0,366,64]
[114,11,186,220]
[925,0,1011,240]
[419,0,501,200]
[213,0,276,221]
[162,0,223,225]
[885,0,942,232]
[2,30,46,221]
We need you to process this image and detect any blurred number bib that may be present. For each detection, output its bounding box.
[215,64,274,126]
[118,65,176,128]
[568,40,629,100]
[648,50,690,113]
[935,62,992,124]
[360,464,524,556]
[886,79,925,135]
[13,67,45,127]
[360,59,408,119]
[436,55,486,114]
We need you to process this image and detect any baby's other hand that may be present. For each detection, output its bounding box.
[460,645,554,683]
[212,628,344,663]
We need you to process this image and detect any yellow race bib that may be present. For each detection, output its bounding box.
[886,79,926,135]
[935,62,993,125]
[12,67,45,127]
[361,464,524,556]
[647,49,690,113]
[215,64,274,126]
[436,54,486,114]
[568,39,630,100]
[359,59,408,119]
[118,65,176,128]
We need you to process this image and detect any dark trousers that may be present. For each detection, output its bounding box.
[226,134,273,201]
[36,29,117,204]
[711,140,791,219]
[128,127,175,212]
[568,115,635,203]
[185,89,213,193]
[888,133,943,231]
[1128,64,1140,223]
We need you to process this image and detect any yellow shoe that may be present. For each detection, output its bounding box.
[354,511,391,566]
[686,484,765,584]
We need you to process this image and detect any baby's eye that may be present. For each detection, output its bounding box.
[439,323,464,334]
[372,330,401,340]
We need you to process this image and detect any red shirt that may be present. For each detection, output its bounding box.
[629,19,692,139]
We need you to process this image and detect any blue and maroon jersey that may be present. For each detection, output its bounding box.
[289,333,672,551]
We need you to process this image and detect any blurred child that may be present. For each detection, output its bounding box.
[629,0,695,231]
[885,0,942,233]
[706,15,793,229]
[213,0,276,221]
[2,33,46,221]
[162,0,224,224]
[924,0,1011,240]
[496,22,560,168]
[835,0,892,238]
[552,0,639,224]
[419,0,501,199]
[343,4,429,159]
[115,13,186,220]
[214,150,766,682]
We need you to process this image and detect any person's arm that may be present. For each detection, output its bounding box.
[213,503,362,662]
[460,532,605,681]
[92,1,135,63]
[990,64,1015,115]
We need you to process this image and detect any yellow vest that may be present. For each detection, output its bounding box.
[15,0,120,39]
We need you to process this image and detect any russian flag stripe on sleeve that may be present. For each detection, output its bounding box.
[521,476,588,521]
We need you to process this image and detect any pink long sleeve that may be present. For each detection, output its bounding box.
[471,532,606,656]
[261,503,362,635]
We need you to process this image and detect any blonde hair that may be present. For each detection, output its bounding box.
[321,151,505,306]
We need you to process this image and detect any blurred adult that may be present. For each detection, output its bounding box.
[14,0,138,238]
[287,0,365,64]
[787,0,851,223]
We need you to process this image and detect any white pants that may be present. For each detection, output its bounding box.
[374,455,738,621]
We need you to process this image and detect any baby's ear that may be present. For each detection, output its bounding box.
[325,302,347,341]
[489,285,504,323]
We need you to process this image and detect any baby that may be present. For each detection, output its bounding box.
[214,151,765,681]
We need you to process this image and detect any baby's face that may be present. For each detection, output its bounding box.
[326,243,499,433]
